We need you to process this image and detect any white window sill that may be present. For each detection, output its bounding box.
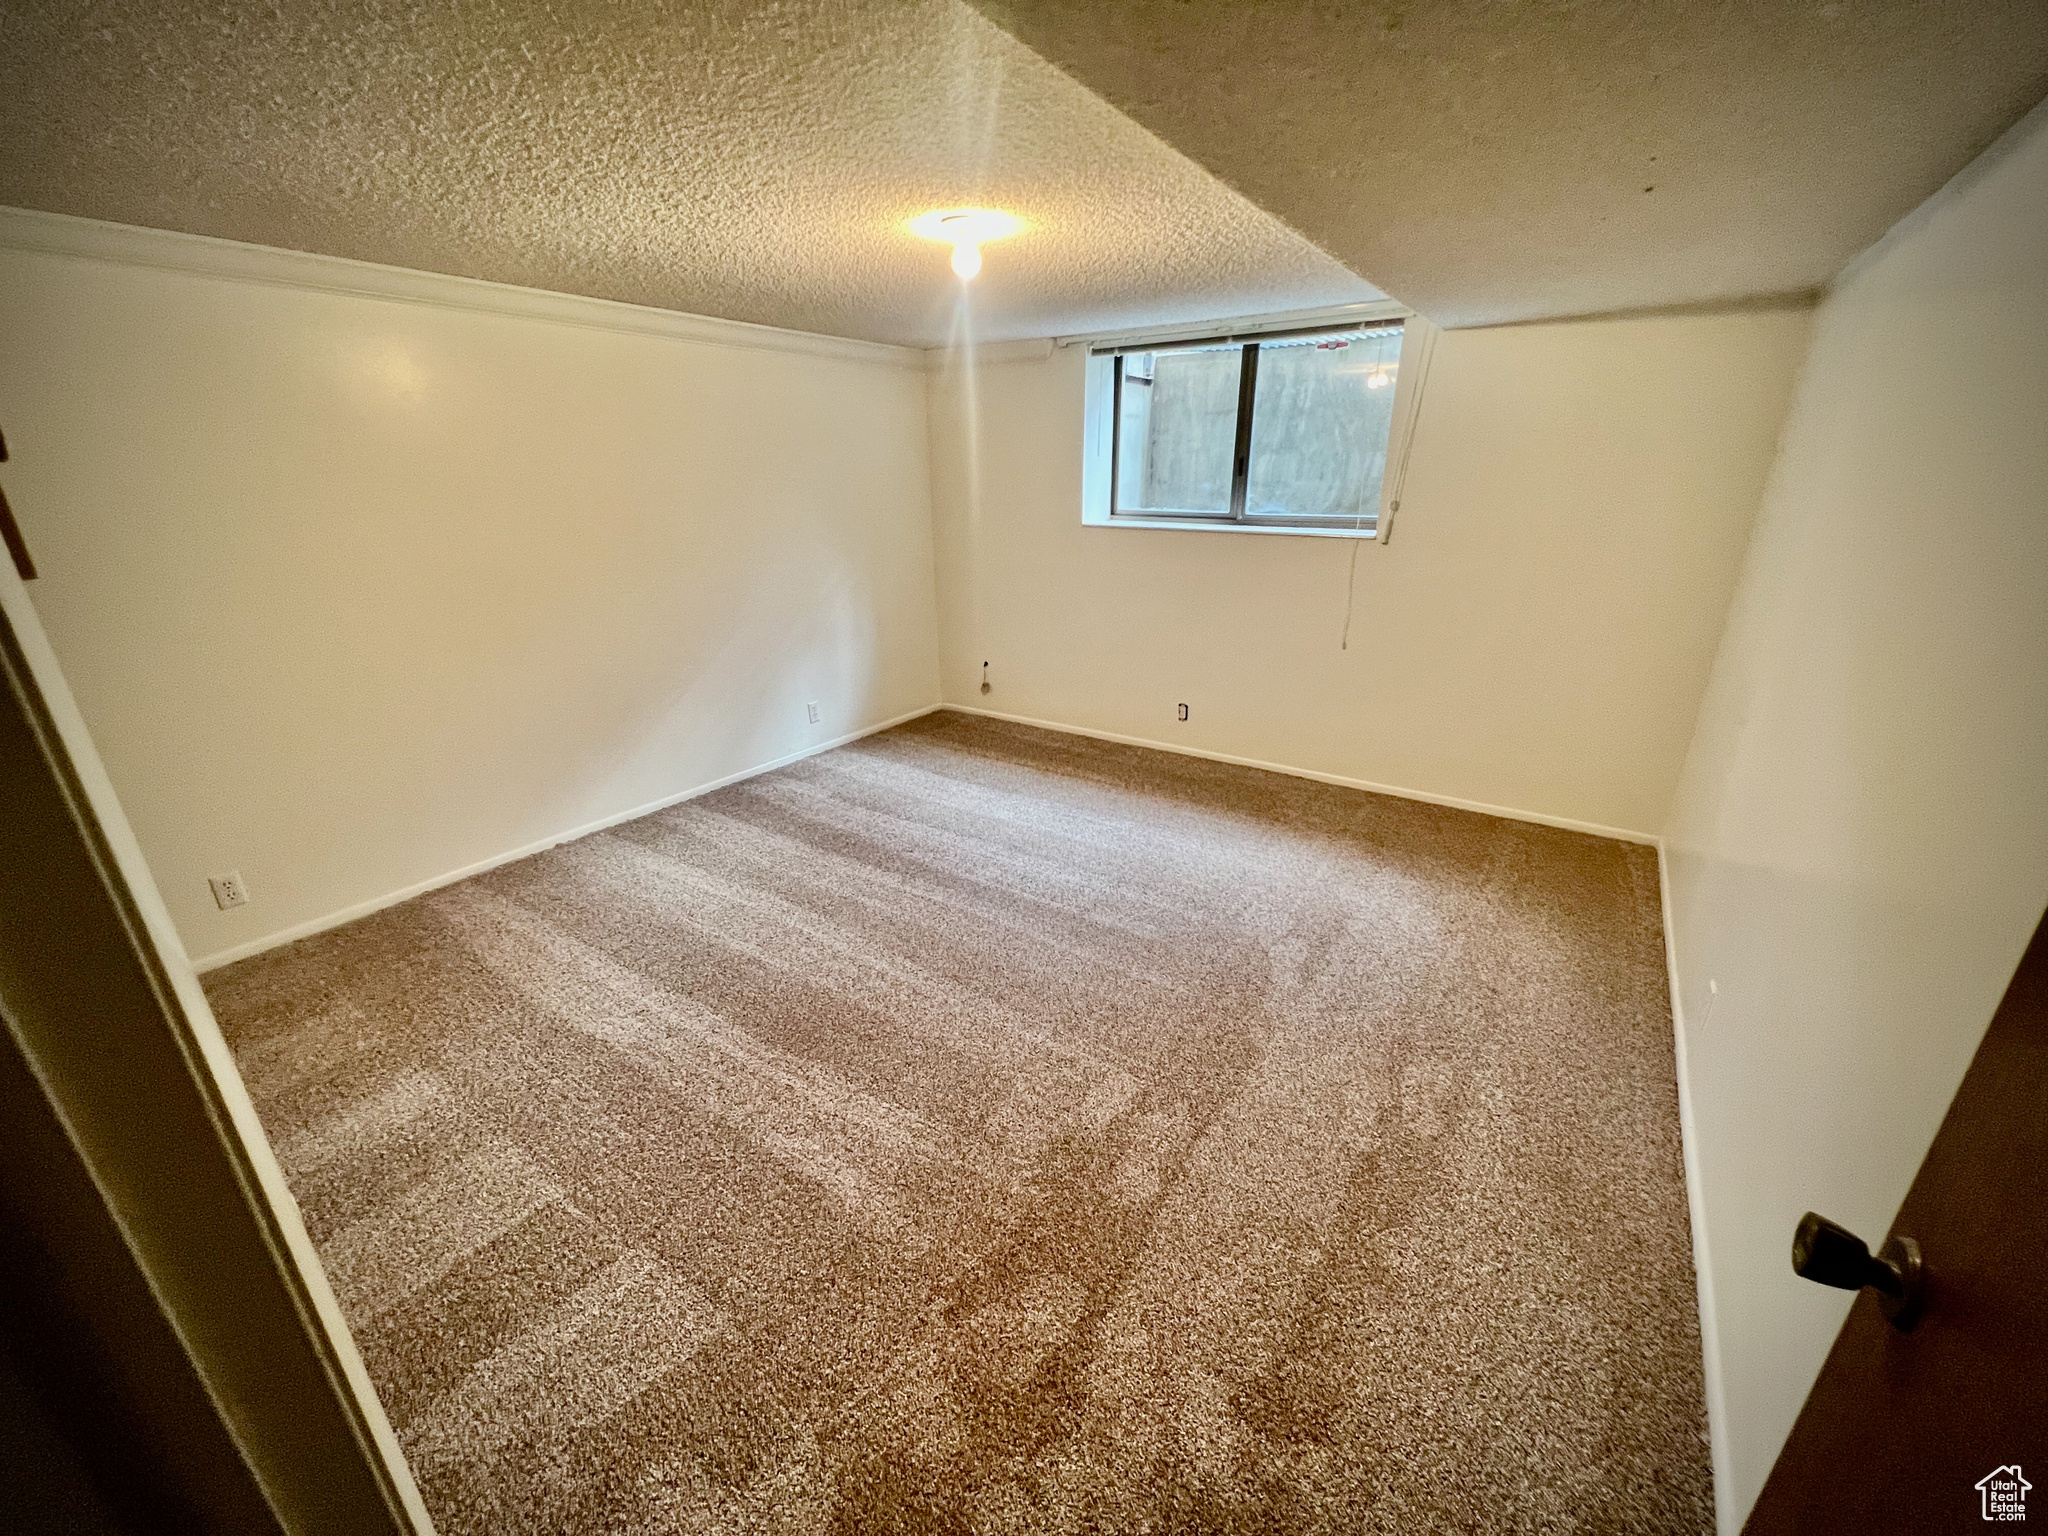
[1087,515,1378,540]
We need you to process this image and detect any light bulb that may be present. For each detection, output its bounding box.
[909,208,1020,282]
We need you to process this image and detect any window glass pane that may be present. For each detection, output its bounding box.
[1115,344,1240,515]
[1243,324,1402,523]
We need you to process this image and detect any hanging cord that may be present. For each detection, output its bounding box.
[1340,540,1363,650]
[1341,320,1438,650]
[1379,319,1437,546]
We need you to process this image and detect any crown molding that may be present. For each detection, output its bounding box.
[0,206,924,370]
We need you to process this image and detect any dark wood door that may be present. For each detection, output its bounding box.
[1745,906,2048,1532]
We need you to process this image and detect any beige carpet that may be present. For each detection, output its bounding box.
[207,712,1712,1534]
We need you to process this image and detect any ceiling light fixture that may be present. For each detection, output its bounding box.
[907,207,1022,282]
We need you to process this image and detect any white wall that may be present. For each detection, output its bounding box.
[0,213,941,967]
[1662,104,2048,1530]
[929,308,1813,837]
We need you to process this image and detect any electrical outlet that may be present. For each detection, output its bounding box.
[1177,703,1190,722]
[209,871,249,910]
[806,700,822,725]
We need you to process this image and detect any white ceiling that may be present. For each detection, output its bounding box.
[9,3,2042,344]
[0,0,1380,348]
[968,0,2048,327]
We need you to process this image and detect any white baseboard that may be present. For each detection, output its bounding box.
[190,703,943,973]
[1657,842,1737,1535]
[940,703,1658,845]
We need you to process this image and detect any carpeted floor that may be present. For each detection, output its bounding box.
[206,711,1712,1534]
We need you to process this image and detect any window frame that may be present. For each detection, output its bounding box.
[1081,305,1431,541]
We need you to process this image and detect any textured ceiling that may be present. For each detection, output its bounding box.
[970,0,2048,327]
[0,0,1380,348]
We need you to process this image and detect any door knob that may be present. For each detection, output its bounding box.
[1792,1212,1924,1330]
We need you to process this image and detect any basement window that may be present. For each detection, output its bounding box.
[1080,314,1428,538]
